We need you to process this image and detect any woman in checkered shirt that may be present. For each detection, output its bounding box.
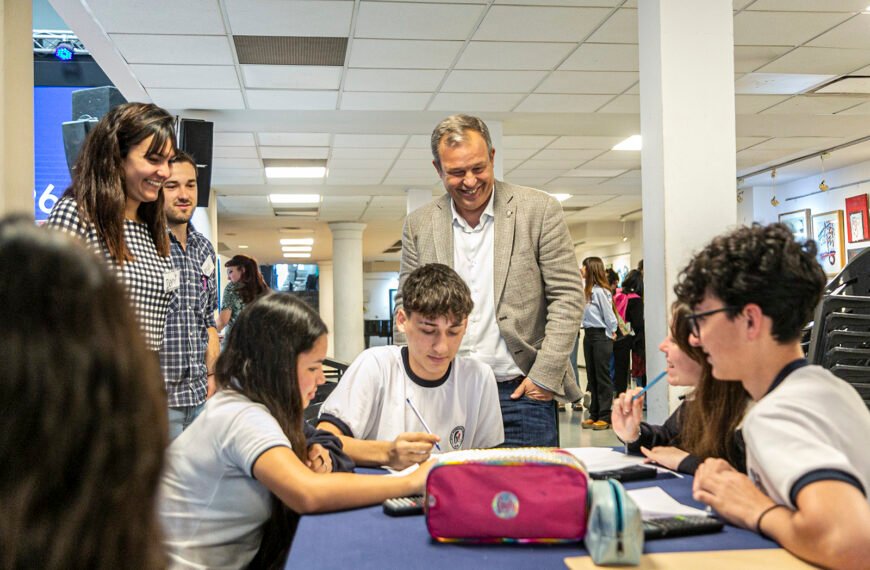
[46,102,177,352]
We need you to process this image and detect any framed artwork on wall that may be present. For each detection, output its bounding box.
[845,193,869,243]
[778,209,811,243]
[811,210,846,276]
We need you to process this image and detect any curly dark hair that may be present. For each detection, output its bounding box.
[401,263,473,322]
[674,223,826,342]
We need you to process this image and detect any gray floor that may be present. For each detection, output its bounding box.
[557,404,622,448]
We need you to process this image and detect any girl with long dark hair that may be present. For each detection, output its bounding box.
[45,102,177,351]
[611,303,750,474]
[217,254,270,337]
[580,256,618,430]
[160,294,430,569]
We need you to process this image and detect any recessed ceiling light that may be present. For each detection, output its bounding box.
[548,193,571,202]
[279,238,314,245]
[612,135,642,151]
[238,245,249,249]
[269,194,321,204]
[283,253,311,258]
[282,246,312,252]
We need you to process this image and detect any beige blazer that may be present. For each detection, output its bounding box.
[396,181,584,402]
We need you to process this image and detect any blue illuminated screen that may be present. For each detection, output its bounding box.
[34,86,77,221]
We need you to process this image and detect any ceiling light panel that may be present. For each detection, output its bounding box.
[131,64,239,89]
[110,33,234,65]
[344,69,447,92]
[258,133,330,146]
[340,92,431,111]
[147,88,244,110]
[348,39,463,68]
[246,90,338,110]
[474,6,611,42]
[560,43,638,71]
[428,93,525,112]
[355,2,484,40]
[241,65,342,89]
[280,238,315,245]
[225,0,353,36]
[87,0,227,34]
[455,42,575,70]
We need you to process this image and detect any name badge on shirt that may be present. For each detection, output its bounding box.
[201,255,215,277]
[164,269,181,293]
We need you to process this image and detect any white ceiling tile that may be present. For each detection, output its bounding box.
[348,39,463,68]
[440,70,547,93]
[596,94,639,113]
[508,167,570,178]
[734,73,835,94]
[406,135,431,149]
[758,47,870,75]
[214,158,262,169]
[809,14,870,49]
[384,172,441,185]
[258,133,331,146]
[582,156,642,169]
[326,171,386,185]
[241,65,342,90]
[214,169,265,182]
[733,0,755,9]
[330,158,395,170]
[212,174,265,186]
[496,0,622,5]
[760,95,867,114]
[508,175,559,186]
[537,71,637,94]
[566,168,627,177]
[522,158,590,169]
[87,0,226,34]
[750,136,844,150]
[533,148,604,161]
[345,69,446,92]
[148,88,245,110]
[390,159,428,171]
[214,133,255,146]
[356,2,484,40]
[735,95,790,114]
[515,94,612,112]
[259,147,330,159]
[560,43,638,71]
[749,0,870,12]
[503,136,558,149]
[340,92,431,111]
[455,42,576,70]
[399,147,434,160]
[502,148,538,160]
[733,46,793,73]
[331,148,400,160]
[836,101,870,114]
[736,136,770,150]
[736,148,794,167]
[733,11,851,46]
[225,0,353,36]
[504,160,524,170]
[587,9,637,44]
[550,136,625,149]
[217,196,272,215]
[131,65,239,89]
[429,93,525,112]
[246,90,338,110]
[546,177,611,189]
[110,34,234,65]
[214,146,260,159]
[474,6,612,42]
[334,134,408,148]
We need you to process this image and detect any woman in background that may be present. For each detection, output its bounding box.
[580,256,618,431]
[611,303,750,474]
[217,254,269,338]
[46,102,176,352]
[613,269,644,395]
[0,218,167,569]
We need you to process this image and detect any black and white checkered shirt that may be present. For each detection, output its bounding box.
[159,224,218,408]
[46,196,173,351]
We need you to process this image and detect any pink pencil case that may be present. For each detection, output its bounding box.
[424,448,589,543]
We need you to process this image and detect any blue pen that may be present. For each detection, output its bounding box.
[631,370,668,401]
[405,397,442,452]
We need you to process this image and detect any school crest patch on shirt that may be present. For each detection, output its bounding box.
[450,426,465,449]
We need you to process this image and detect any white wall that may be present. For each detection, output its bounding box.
[363,271,399,321]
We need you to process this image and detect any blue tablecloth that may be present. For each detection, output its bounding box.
[286,472,777,569]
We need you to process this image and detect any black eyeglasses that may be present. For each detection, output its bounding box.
[686,306,740,337]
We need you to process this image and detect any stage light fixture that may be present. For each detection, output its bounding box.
[54,41,74,61]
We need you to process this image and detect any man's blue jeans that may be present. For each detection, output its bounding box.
[496,377,558,447]
[168,403,204,441]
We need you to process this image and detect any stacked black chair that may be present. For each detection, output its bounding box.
[806,248,870,410]
[304,357,349,421]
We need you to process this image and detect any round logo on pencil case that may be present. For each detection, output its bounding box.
[492,492,519,519]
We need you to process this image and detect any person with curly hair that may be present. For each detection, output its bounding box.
[678,223,870,570]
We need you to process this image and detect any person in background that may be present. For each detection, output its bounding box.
[606,268,619,295]
[160,294,431,569]
[0,218,167,570]
[160,152,220,440]
[46,102,176,352]
[581,256,617,430]
[611,303,749,474]
[216,253,269,339]
[681,224,870,569]
[613,269,644,395]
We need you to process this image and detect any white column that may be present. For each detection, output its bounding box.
[638,0,737,423]
[318,261,335,358]
[328,222,367,363]
[406,188,431,216]
[0,0,34,217]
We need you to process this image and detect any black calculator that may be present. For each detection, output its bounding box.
[643,515,724,539]
[383,495,425,517]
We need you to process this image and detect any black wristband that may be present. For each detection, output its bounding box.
[755,504,786,539]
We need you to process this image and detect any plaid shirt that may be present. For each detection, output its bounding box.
[160,223,218,408]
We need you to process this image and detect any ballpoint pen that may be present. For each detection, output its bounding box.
[406,397,442,452]
[623,370,668,455]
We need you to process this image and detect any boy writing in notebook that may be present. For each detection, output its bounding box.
[318,263,504,469]
[676,223,870,569]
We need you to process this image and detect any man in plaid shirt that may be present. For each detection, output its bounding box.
[160,151,220,440]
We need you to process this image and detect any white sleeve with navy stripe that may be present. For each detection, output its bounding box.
[743,365,870,509]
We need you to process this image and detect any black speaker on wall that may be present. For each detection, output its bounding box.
[178,119,214,207]
[62,86,127,174]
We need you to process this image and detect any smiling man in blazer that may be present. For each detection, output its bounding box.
[396,114,584,447]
